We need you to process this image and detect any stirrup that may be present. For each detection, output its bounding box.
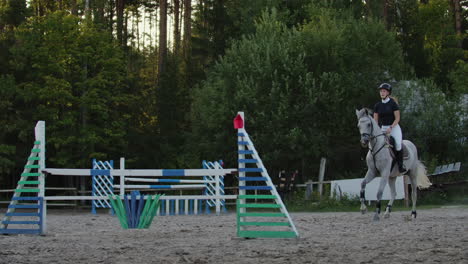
[398,165,407,174]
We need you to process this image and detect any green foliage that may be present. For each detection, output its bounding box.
[448,60,468,95]
[0,0,28,75]
[7,11,134,168]
[0,1,465,193]
[0,74,17,181]
[191,10,311,171]
[223,0,281,38]
[417,0,464,91]
[190,8,406,178]
[393,0,429,78]
[395,79,466,162]
[192,0,282,83]
[0,0,28,28]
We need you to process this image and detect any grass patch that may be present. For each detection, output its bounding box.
[283,182,468,213]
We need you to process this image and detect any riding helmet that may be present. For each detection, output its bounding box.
[378,83,392,93]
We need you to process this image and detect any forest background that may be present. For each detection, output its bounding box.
[0,0,466,189]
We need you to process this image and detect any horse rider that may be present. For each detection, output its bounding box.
[373,83,406,173]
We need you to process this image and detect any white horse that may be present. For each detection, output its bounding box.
[355,108,431,221]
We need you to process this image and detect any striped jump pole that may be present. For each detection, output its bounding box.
[124,178,216,184]
[114,184,206,189]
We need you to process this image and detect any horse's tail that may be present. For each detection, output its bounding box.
[415,160,432,189]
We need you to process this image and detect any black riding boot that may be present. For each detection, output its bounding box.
[396,150,406,173]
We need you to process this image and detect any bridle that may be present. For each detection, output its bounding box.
[360,115,387,174]
[361,116,386,153]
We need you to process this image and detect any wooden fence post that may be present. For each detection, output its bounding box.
[318,158,326,199]
[305,180,313,200]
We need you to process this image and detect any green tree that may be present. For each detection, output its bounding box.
[0,75,17,186]
[190,8,406,180]
[0,0,28,74]
[418,0,465,92]
[9,12,134,170]
[0,0,28,185]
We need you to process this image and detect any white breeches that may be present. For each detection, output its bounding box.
[381,124,403,151]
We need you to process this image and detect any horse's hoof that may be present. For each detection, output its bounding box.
[373,214,380,221]
[384,213,390,219]
[360,208,367,214]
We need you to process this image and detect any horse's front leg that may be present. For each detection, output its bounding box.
[360,169,376,214]
[374,175,389,221]
[384,176,397,218]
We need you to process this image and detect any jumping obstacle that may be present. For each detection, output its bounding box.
[91,158,229,216]
[1,112,299,239]
[0,121,236,235]
[108,191,163,229]
[203,160,227,213]
[91,159,114,214]
[0,121,45,235]
[235,112,299,238]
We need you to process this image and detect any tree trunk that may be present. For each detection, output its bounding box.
[452,0,462,36]
[213,0,226,56]
[383,0,389,30]
[93,0,106,25]
[85,0,90,21]
[173,0,181,54]
[365,0,372,18]
[116,0,125,46]
[123,8,129,48]
[158,0,167,81]
[108,0,115,33]
[183,0,191,60]
[71,0,78,16]
[35,0,45,16]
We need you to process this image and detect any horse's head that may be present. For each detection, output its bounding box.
[355,108,375,148]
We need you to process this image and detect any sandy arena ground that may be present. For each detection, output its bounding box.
[0,207,467,264]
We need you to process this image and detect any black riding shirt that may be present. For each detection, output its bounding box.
[373,98,399,126]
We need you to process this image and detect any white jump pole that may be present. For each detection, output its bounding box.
[215,173,220,215]
[237,112,246,222]
[35,121,47,234]
[120,157,125,197]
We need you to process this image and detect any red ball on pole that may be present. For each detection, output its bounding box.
[233,114,244,129]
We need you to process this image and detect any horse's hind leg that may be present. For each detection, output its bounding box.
[408,173,418,219]
[384,177,397,218]
[360,170,376,214]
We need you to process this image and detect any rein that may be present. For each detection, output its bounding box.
[362,116,387,176]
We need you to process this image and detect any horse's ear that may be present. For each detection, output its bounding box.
[365,108,374,116]
[355,109,360,118]
[364,108,369,115]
